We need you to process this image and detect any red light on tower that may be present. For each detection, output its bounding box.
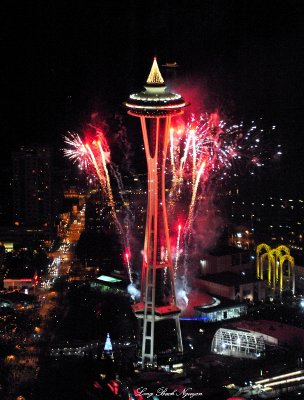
[124,58,189,368]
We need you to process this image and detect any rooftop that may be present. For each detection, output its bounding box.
[132,303,181,316]
[229,319,304,345]
[0,291,36,303]
[181,290,246,318]
[200,271,260,286]
[4,268,36,280]
[208,245,249,257]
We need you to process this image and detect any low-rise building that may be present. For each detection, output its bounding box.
[193,271,267,301]
[193,298,247,323]
[3,278,33,291]
[199,245,253,276]
[179,290,248,323]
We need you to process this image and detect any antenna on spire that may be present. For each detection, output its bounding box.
[146,57,165,85]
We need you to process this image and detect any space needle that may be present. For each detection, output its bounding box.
[124,58,189,368]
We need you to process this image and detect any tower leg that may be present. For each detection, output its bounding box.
[175,318,183,353]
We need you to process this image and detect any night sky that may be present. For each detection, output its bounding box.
[2,0,304,195]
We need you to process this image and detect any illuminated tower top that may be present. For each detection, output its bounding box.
[124,57,188,117]
[146,57,165,85]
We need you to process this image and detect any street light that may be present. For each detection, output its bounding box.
[251,214,255,231]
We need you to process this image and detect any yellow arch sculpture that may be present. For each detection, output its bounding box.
[260,252,275,286]
[279,254,295,294]
[256,244,295,294]
[256,243,271,278]
[275,245,290,256]
[269,249,283,284]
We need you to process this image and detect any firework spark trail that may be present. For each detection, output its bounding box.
[109,162,135,221]
[191,129,198,193]
[179,127,193,176]
[97,141,112,200]
[184,160,206,234]
[85,143,107,193]
[168,127,180,210]
[109,164,126,202]
[169,126,195,208]
[63,129,132,282]
[174,224,182,277]
[96,141,115,208]
[87,141,122,235]
[124,250,133,284]
[169,128,176,178]
[109,162,136,277]
[110,162,135,262]
[97,140,125,236]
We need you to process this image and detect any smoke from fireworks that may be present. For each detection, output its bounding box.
[167,110,280,297]
[63,107,281,304]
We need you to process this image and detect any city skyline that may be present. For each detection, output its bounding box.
[2,3,304,398]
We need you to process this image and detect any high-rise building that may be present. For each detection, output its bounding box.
[12,145,54,230]
[124,58,189,368]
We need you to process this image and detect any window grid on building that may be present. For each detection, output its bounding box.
[211,327,265,358]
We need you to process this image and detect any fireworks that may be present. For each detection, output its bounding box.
[63,125,132,280]
[124,248,133,284]
[174,223,182,277]
[63,110,280,287]
[168,112,279,232]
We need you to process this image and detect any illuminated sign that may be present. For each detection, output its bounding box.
[97,275,122,283]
